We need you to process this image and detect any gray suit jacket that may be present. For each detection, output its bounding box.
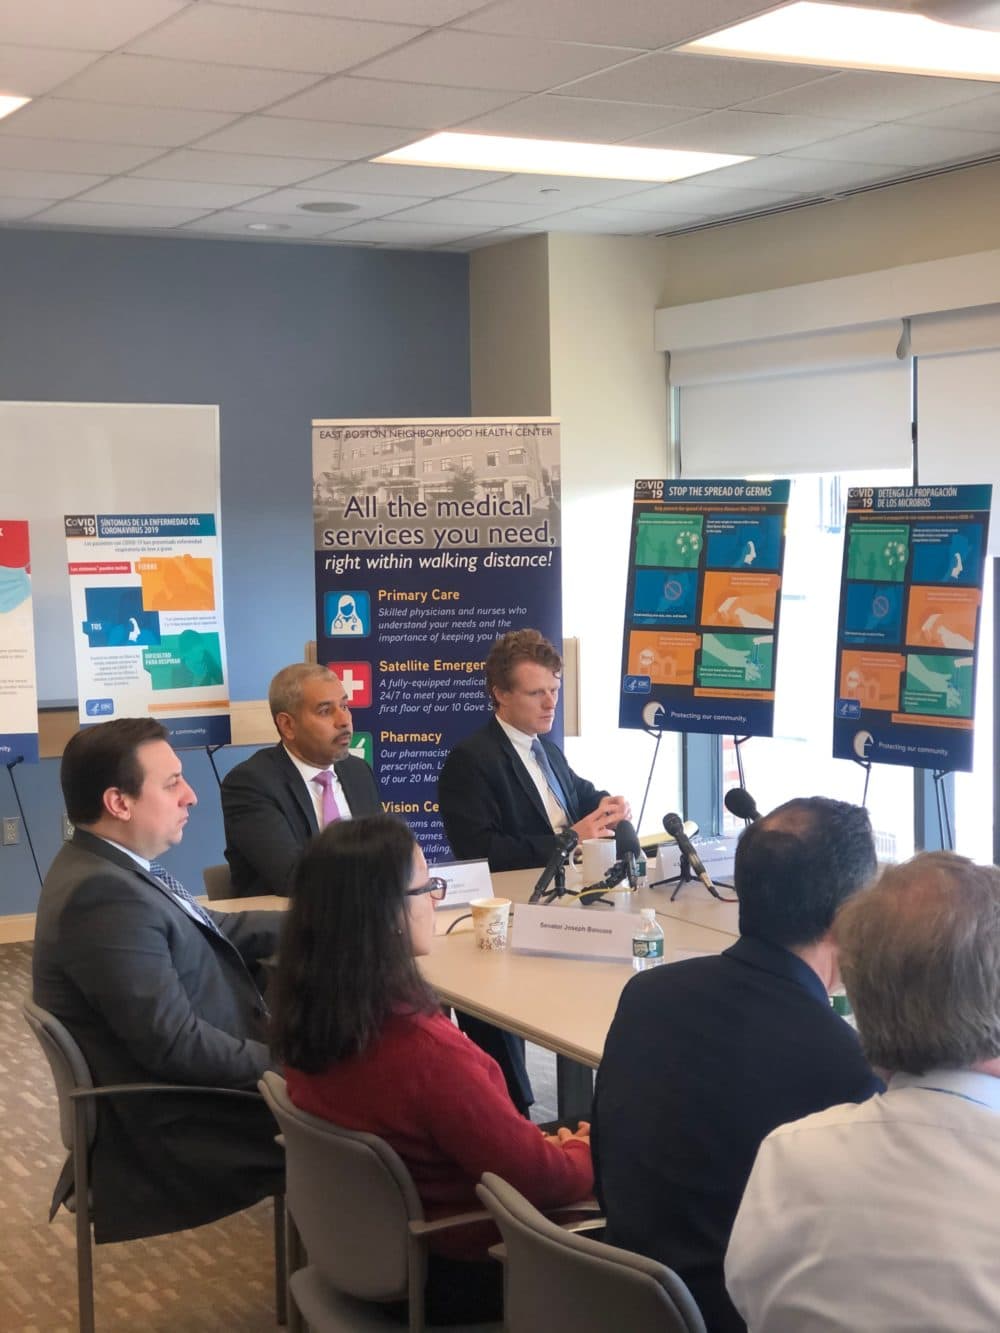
[221,743,381,896]
[32,830,284,1241]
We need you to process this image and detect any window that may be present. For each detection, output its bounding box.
[486,451,499,467]
[508,447,526,464]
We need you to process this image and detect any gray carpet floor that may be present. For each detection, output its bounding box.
[0,941,557,1331]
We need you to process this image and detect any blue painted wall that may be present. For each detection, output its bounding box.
[0,228,470,912]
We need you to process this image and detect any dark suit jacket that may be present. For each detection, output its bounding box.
[591,936,883,1333]
[32,830,285,1242]
[437,716,606,871]
[221,743,381,896]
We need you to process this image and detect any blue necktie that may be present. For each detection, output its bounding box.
[149,860,222,936]
[530,738,570,814]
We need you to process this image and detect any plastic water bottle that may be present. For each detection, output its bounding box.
[632,908,665,972]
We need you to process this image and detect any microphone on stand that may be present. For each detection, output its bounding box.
[614,819,642,890]
[663,812,720,898]
[724,787,761,824]
[529,828,580,904]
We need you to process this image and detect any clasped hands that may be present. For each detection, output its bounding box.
[572,795,631,841]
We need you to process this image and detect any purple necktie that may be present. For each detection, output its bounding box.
[312,769,342,827]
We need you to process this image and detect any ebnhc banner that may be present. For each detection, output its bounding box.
[0,519,39,763]
[619,479,790,738]
[66,513,231,746]
[313,417,562,863]
[832,484,992,773]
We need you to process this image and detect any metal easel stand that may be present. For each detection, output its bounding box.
[6,756,43,887]
[932,768,954,852]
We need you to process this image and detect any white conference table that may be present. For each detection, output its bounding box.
[212,866,738,1115]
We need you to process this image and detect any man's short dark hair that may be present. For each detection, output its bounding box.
[485,629,562,707]
[61,718,168,825]
[734,796,877,950]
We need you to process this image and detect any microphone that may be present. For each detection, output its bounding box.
[662,812,717,896]
[530,828,579,904]
[724,787,760,823]
[614,819,641,890]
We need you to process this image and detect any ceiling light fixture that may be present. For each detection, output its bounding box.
[0,95,31,121]
[245,222,290,232]
[372,132,750,182]
[680,1,1000,80]
[297,201,360,214]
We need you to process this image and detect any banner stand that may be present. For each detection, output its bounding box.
[853,755,873,808]
[205,743,226,789]
[932,768,954,850]
[6,756,42,887]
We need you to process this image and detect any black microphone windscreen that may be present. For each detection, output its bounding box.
[614,819,641,858]
[724,787,760,821]
[662,812,685,838]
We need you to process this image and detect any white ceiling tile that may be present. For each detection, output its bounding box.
[127,6,422,76]
[235,186,418,217]
[130,148,346,186]
[324,217,494,244]
[557,52,832,108]
[436,227,538,251]
[194,116,411,159]
[0,196,55,220]
[0,136,163,173]
[29,199,212,228]
[0,167,105,199]
[903,92,1000,133]
[457,94,703,142]
[628,109,859,155]
[211,0,485,22]
[356,31,638,93]
[786,123,1000,167]
[0,0,190,52]
[0,98,236,146]
[0,44,101,96]
[742,71,998,122]
[454,173,666,206]
[55,54,323,113]
[456,0,777,50]
[77,177,269,208]
[180,207,343,236]
[539,205,706,233]
[694,155,902,194]
[608,180,794,214]
[281,160,505,194]
[387,197,557,225]
[266,76,516,128]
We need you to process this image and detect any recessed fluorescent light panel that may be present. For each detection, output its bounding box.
[373,132,750,182]
[0,95,31,120]
[681,1,1000,81]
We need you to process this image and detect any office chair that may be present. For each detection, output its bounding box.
[202,862,234,899]
[23,998,287,1333]
[259,1071,503,1333]
[477,1171,707,1333]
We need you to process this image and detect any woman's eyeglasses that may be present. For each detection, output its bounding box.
[405,877,448,902]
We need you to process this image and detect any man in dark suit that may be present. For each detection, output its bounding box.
[32,718,284,1243]
[438,629,630,871]
[222,662,381,895]
[591,797,884,1333]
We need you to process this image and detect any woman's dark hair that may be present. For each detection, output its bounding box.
[270,814,438,1072]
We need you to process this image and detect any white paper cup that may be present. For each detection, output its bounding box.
[470,897,511,951]
[581,838,616,885]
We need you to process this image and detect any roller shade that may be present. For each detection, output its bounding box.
[670,320,905,387]
[910,304,1000,358]
[678,362,913,477]
[917,347,1000,554]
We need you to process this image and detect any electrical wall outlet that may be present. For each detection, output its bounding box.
[62,814,75,842]
[2,817,20,846]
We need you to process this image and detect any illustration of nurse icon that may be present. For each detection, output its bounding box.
[331,594,364,635]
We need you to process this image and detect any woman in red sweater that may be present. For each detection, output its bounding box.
[270,814,592,1324]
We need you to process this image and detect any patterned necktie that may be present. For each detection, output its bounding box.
[149,860,222,936]
[530,737,570,815]
[312,769,342,827]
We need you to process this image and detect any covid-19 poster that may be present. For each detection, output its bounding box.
[619,479,790,738]
[832,484,992,772]
[0,519,39,763]
[313,417,562,863]
[66,513,231,746]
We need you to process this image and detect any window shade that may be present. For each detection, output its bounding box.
[670,320,905,387]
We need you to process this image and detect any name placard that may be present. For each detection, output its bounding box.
[512,903,638,963]
[429,858,493,909]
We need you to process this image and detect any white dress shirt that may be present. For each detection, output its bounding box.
[725,1068,1000,1332]
[282,745,353,825]
[495,715,567,831]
